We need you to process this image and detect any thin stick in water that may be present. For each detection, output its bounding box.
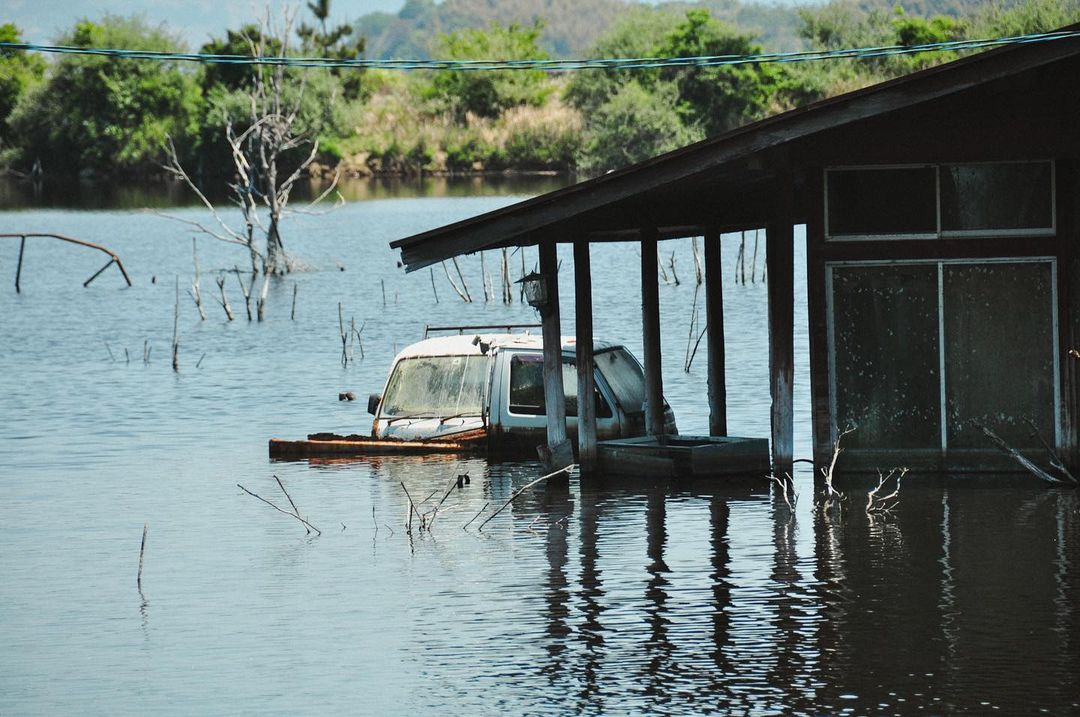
[275,475,308,534]
[451,257,472,302]
[478,465,574,531]
[400,481,423,531]
[237,483,322,535]
[291,282,298,320]
[137,522,148,591]
[464,502,490,530]
[171,276,180,372]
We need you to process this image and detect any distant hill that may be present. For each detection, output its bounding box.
[353,0,1011,60]
[355,0,809,59]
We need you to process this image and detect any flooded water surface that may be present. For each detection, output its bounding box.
[1,179,1077,714]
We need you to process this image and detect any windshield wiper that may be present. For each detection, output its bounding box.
[383,413,436,425]
[438,412,482,424]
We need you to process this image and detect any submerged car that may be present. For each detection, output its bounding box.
[269,330,676,459]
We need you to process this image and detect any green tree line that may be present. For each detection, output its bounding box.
[0,0,1076,179]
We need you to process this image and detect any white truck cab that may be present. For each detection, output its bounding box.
[368,332,677,456]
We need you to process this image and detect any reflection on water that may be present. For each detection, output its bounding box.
[0,174,571,210]
[0,194,1077,714]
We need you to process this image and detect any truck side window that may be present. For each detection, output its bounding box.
[508,354,612,418]
[595,348,646,416]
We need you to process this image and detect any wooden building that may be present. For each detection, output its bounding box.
[392,30,1080,476]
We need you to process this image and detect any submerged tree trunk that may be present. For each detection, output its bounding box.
[265,215,287,275]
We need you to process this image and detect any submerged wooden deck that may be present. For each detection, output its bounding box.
[597,435,770,480]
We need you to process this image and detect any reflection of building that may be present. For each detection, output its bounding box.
[391,29,1080,477]
[538,488,1079,712]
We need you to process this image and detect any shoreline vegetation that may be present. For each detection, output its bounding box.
[0,0,1076,185]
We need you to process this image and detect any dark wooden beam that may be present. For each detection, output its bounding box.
[1059,159,1079,471]
[704,227,727,436]
[804,167,834,473]
[574,239,598,473]
[538,239,572,470]
[767,183,795,472]
[641,228,666,438]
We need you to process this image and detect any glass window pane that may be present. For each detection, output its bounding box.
[832,265,941,449]
[595,348,646,418]
[940,162,1053,232]
[827,167,937,236]
[509,354,612,418]
[382,355,488,417]
[943,263,1055,449]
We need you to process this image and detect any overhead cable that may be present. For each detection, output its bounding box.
[0,30,1077,72]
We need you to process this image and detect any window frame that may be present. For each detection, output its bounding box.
[824,160,1056,242]
[824,256,1061,452]
[503,350,615,420]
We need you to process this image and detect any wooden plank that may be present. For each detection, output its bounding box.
[640,228,665,437]
[767,180,795,473]
[704,227,727,436]
[538,239,572,469]
[574,239,598,473]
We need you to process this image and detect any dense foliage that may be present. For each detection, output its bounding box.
[0,0,1075,177]
[6,17,200,175]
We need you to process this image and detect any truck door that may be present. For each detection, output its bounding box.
[494,350,620,454]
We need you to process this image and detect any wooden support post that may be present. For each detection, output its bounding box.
[704,227,727,436]
[575,240,598,473]
[641,228,665,438]
[767,186,795,473]
[538,239,572,470]
[15,234,25,293]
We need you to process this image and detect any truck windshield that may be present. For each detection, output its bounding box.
[380,354,488,418]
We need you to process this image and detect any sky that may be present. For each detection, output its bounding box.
[5,0,811,47]
[4,0,406,46]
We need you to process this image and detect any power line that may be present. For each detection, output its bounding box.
[0,30,1078,71]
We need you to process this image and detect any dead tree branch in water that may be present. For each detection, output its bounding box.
[214,275,235,320]
[980,424,1077,486]
[275,475,314,535]
[338,303,349,365]
[691,237,703,285]
[256,271,270,321]
[1024,418,1078,485]
[477,465,575,531]
[451,257,472,302]
[160,7,341,275]
[237,482,321,535]
[2,233,133,291]
[400,481,424,533]
[171,277,180,372]
[866,468,907,514]
[684,286,699,372]
[137,523,148,591]
[233,267,254,320]
[188,238,206,320]
[442,260,469,302]
[768,472,798,511]
[818,427,854,515]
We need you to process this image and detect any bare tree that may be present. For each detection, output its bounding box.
[161,4,340,275]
